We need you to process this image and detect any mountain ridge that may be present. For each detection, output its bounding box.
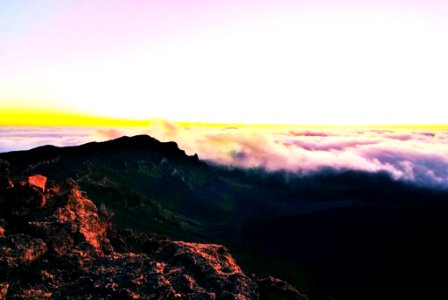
[1,135,201,171]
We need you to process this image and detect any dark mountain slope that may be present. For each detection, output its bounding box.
[1,136,220,239]
[2,135,448,299]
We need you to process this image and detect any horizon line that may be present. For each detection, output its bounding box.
[1,111,447,129]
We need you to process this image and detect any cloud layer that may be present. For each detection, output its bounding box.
[143,122,448,189]
[1,123,447,189]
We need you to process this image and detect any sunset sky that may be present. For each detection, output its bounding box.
[1,0,447,125]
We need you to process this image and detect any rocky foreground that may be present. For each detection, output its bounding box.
[0,160,306,299]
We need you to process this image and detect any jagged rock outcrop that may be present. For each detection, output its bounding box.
[0,162,306,299]
[252,275,308,300]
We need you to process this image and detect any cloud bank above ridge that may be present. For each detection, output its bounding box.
[142,121,448,189]
[0,122,447,189]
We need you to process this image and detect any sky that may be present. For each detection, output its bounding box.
[1,0,448,125]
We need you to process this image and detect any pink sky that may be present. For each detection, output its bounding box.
[3,0,446,69]
[1,0,447,124]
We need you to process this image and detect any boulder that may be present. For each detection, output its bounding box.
[28,174,47,192]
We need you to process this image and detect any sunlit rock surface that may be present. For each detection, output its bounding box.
[0,164,306,299]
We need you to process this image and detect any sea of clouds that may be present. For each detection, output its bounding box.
[1,122,447,189]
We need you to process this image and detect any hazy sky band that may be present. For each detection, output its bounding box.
[1,0,447,124]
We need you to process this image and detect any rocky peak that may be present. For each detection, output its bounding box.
[48,180,113,255]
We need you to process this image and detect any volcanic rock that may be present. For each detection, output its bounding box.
[0,282,8,299]
[0,160,306,299]
[252,275,308,300]
[28,174,47,192]
[0,234,47,268]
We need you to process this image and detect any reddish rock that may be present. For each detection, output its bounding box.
[165,241,258,299]
[0,234,47,269]
[28,174,47,192]
[253,275,309,300]
[25,181,114,256]
[0,282,9,300]
[52,185,113,255]
[0,172,306,299]
[6,182,47,219]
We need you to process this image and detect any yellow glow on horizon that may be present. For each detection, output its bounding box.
[1,108,447,130]
[0,110,150,126]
